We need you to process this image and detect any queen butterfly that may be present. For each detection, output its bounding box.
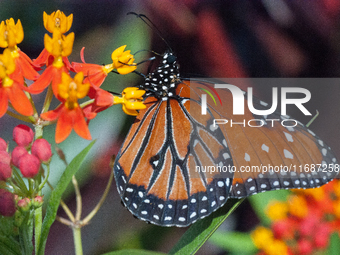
[113,52,339,227]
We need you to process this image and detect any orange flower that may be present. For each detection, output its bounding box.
[40,72,91,143]
[27,56,69,97]
[0,49,33,117]
[0,18,39,80]
[29,10,74,95]
[83,85,114,121]
[72,45,137,90]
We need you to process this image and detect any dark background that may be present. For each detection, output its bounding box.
[1,1,340,254]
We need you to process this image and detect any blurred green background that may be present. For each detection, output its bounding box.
[1,0,340,254]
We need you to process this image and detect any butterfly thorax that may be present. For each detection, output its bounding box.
[141,52,180,99]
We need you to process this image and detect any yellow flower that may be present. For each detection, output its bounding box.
[288,195,308,218]
[295,187,325,201]
[251,226,274,250]
[58,72,89,110]
[0,18,24,48]
[266,201,288,221]
[111,45,137,74]
[113,87,146,116]
[43,10,73,34]
[264,239,289,255]
[44,31,74,57]
[0,48,15,81]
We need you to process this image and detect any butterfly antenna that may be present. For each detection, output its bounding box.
[306,110,319,128]
[127,12,173,52]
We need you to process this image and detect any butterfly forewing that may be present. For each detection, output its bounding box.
[114,93,232,226]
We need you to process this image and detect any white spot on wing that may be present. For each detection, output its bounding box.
[244,153,250,162]
[284,132,294,142]
[190,212,197,218]
[223,153,230,159]
[284,149,294,159]
[262,144,269,153]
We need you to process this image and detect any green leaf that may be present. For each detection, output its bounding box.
[328,232,340,255]
[248,190,290,226]
[209,231,257,254]
[37,141,95,255]
[169,198,244,255]
[102,249,166,255]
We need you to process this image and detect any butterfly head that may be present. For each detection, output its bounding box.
[142,52,180,99]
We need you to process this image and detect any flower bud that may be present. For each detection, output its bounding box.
[0,189,16,217]
[11,146,28,167]
[32,196,44,208]
[0,138,7,151]
[13,124,34,147]
[19,154,40,178]
[17,197,31,212]
[0,151,11,180]
[31,139,52,163]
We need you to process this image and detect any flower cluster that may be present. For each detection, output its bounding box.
[251,180,340,255]
[0,10,147,254]
[0,10,145,144]
[0,124,51,217]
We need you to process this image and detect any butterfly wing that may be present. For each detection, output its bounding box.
[186,80,339,198]
[114,94,233,227]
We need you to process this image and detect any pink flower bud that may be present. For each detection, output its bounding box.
[0,151,11,180]
[19,154,40,178]
[0,138,7,151]
[33,196,44,208]
[11,146,28,167]
[13,124,34,147]
[17,197,31,211]
[31,139,52,162]
[0,189,16,217]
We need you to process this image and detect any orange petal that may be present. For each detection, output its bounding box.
[8,84,33,116]
[26,65,54,94]
[95,88,114,107]
[0,88,8,118]
[16,52,40,80]
[40,105,62,121]
[55,107,73,143]
[73,107,91,140]
[33,49,51,67]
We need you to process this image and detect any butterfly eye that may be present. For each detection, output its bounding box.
[167,55,176,64]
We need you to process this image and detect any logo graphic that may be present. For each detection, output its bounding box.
[200,84,311,116]
[198,85,222,115]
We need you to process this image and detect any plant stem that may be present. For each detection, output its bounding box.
[72,225,83,255]
[34,205,42,255]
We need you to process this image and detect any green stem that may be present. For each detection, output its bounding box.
[41,85,54,113]
[34,205,42,255]
[5,109,35,123]
[72,226,83,255]
[34,127,43,255]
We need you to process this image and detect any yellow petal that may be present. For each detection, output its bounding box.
[61,32,74,57]
[122,105,139,116]
[14,19,24,44]
[125,101,146,110]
